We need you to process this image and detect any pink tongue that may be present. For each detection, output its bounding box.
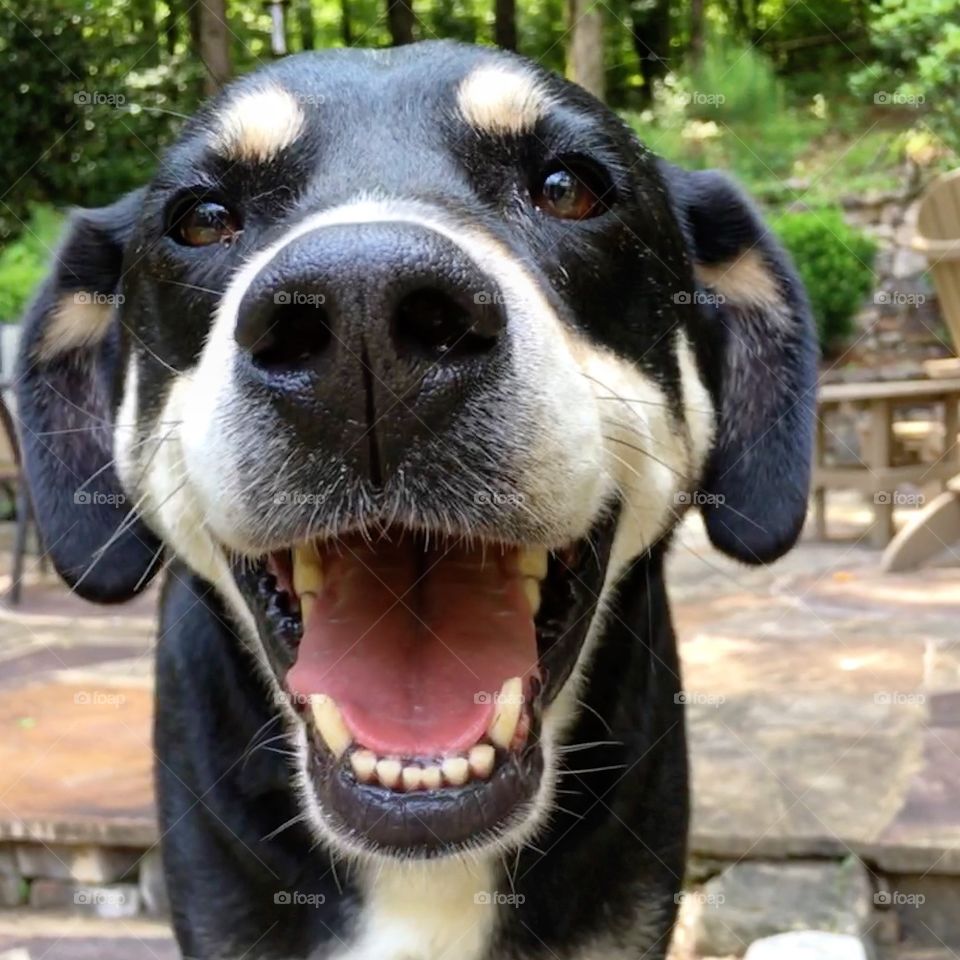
[287,536,538,756]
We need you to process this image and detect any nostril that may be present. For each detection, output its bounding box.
[242,300,333,372]
[393,288,502,361]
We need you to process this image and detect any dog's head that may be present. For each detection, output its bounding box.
[17,42,815,861]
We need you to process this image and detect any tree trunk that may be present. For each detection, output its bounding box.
[341,0,354,45]
[297,0,317,49]
[630,0,670,106]
[494,0,517,51]
[386,0,415,45]
[198,0,231,96]
[568,0,604,100]
[165,0,179,55]
[689,0,705,64]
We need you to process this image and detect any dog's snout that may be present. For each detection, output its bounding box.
[233,222,509,487]
[234,223,506,372]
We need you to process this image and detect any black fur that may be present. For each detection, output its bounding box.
[16,40,816,960]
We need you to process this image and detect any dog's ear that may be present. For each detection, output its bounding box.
[663,165,818,564]
[15,190,164,602]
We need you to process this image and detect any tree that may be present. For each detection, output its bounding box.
[495,0,518,51]
[197,0,231,95]
[387,0,415,45]
[296,0,317,49]
[568,0,604,100]
[630,0,670,105]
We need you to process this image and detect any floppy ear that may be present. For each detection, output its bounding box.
[15,190,164,602]
[663,165,818,564]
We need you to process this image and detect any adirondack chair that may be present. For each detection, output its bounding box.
[883,170,960,570]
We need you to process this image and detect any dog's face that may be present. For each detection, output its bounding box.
[18,42,814,863]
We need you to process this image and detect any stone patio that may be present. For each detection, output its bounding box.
[0,498,958,958]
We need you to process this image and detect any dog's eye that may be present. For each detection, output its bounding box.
[172,201,242,247]
[532,162,609,220]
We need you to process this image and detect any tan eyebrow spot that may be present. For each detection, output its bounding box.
[36,292,114,361]
[213,84,305,163]
[456,64,548,136]
[694,249,784,313]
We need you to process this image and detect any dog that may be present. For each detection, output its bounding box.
[17,40,815,960]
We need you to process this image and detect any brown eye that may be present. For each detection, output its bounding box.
[533,163,609,220]
[173,200,241,247]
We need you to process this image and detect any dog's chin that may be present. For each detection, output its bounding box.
[232,515,616,859]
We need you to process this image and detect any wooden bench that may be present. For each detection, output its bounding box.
[813,377,960,548]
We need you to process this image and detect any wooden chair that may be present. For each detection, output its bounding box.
[883,170,960,570]
[0,394,34,604]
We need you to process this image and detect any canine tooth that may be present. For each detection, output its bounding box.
[351,749,377,783]
[401,766,422,791]
[421,765,442,790]
[441,757,469,786]
[488,677,524,749]
[376,758,402,789]
[300,592,315,623]
[523,578,541,615]
[293,547,323,596]
[310,694,351,758]
[468,744,496,780]
[518,547,548,580]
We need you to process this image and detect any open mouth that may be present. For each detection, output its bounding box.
[235,520,615,856]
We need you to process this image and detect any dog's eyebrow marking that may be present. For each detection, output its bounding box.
[694,249,783,313]
[212,84,305,163]
[457,64,548,135]
[35,293,114,361]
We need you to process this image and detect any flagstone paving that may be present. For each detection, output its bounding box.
[0,502,958,956]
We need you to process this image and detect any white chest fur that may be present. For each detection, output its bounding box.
[334,858,499,960]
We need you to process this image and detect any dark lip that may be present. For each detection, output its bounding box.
[232,512,618,855]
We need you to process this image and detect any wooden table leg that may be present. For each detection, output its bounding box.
[866,399,894,548]
[813,411,827,539]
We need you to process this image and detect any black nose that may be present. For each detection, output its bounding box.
[235,223,506,371]
[233,222,509,487]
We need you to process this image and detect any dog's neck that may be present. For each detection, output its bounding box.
[334,858,498,960]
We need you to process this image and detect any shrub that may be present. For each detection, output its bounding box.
[0,205,64,322]
[772,209,877,352]
[851,0,960,155]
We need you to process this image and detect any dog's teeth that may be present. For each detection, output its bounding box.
[488,677,524,749]
[421,765,442,790]
[350,749,377,783]
[522,577,541,615]
[310,694,351,758]
[441,757,469,786]
[300,592,315,623]
[518,547,548,580]
[401,765,422,791]
[376,759,402,789]
[468,744,496,780]
[292,546,323,597]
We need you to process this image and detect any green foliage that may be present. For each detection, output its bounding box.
[852,0,960,155]
[0,205,63,321]
[772,209,877,351]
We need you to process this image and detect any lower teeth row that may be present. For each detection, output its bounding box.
[350,744,496,791]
